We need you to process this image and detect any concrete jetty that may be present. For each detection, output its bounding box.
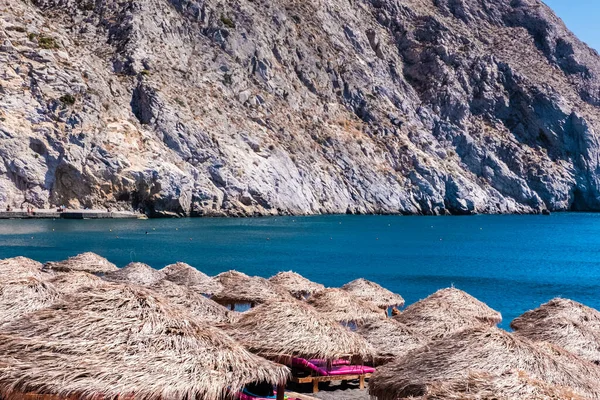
[0,209,146,220]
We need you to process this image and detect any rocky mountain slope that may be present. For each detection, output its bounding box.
[2,0,600,216]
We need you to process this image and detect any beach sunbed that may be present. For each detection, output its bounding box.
[290,358,375,393]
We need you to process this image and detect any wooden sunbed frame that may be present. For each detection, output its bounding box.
[291,373,372,393]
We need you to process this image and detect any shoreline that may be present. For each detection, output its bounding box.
[0,210,146,220]
[0,210,564,220]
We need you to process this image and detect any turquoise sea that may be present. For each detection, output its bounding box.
[1,213,600,328]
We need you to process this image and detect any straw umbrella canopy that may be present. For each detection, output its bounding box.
[0,276,60,326]
[43,252,118,275]
[223,299,375,363]
[47,271,107,295]
[215,270,252,286]
[268,271,325,299]
[511,298,600,364]
[0,257,45,281]
[368,326,600,400]
[394,288,502,340]
[411,370,583,400]
[161,262,223,295]
[103,262,166,286]
[356,318,426,365]
[307,288,386,324]
[0,258,59,326]
[150,279,236,324]
[341,278,405,309]
[212,270,292,307]
[0,284,289,400]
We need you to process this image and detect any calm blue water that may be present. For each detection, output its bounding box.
[1,213,600,328]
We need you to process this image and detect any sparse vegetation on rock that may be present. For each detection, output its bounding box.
[37,35,58,49]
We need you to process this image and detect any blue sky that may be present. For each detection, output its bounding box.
[544,0,599,50]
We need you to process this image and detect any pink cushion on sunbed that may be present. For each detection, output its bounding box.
[326,365,376,376]
[292,358,328,375]
[291,358,375,376]
[309,358,351,366]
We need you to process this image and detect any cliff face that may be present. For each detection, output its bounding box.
[2,0,600,216]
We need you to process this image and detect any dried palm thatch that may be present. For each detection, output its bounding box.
[215,270,251,286]
[268,271,325,299]
[413,370,584,400]
[103,262,165,286]
[368,326,600,400]
[162,262,223,295]
[150,279,237,324]
[341,278,404,309]
[0,257,44,281]
[0,258,59,325]
[0,276,60,325]
[43,252,118,275]
[0,284,289,400]
[307,288,386,324]
[394,288,502,340]
[47,271,107,295]
[355,318,426,365]
[212,270,292,307]
[511,298,600,365]
[223,299,375,363]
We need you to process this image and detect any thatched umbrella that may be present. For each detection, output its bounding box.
[223,299,375,363]
[511,298,600,365]
[341,278,404,309]
[51,267,235,324]
[212,270,292,309]
[47,271,107,295]
[0,284,289,400]
[215,270,252,286]
[161,262,223,295]
[394,288,502,340]
[368,326,600,400]
[43,252,118,275]
[411,370,582,400]
[0,257,44,281]
[0,258,58,326]
[103,262,165,286]
[0,276,60,326]
[355,318,426,365]
[268,271,325,299]
[307,288,386,324]
[150,279,236,324]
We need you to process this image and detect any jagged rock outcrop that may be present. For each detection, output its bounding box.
[2,0,600,216]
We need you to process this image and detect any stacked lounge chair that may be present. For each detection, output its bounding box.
[291,358,375,393]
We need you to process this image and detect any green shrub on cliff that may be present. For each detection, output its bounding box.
[38,35,59,49]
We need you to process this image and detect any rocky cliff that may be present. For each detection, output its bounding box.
[2,0,600,216]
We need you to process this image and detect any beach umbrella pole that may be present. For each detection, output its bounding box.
[277,384,285,400]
